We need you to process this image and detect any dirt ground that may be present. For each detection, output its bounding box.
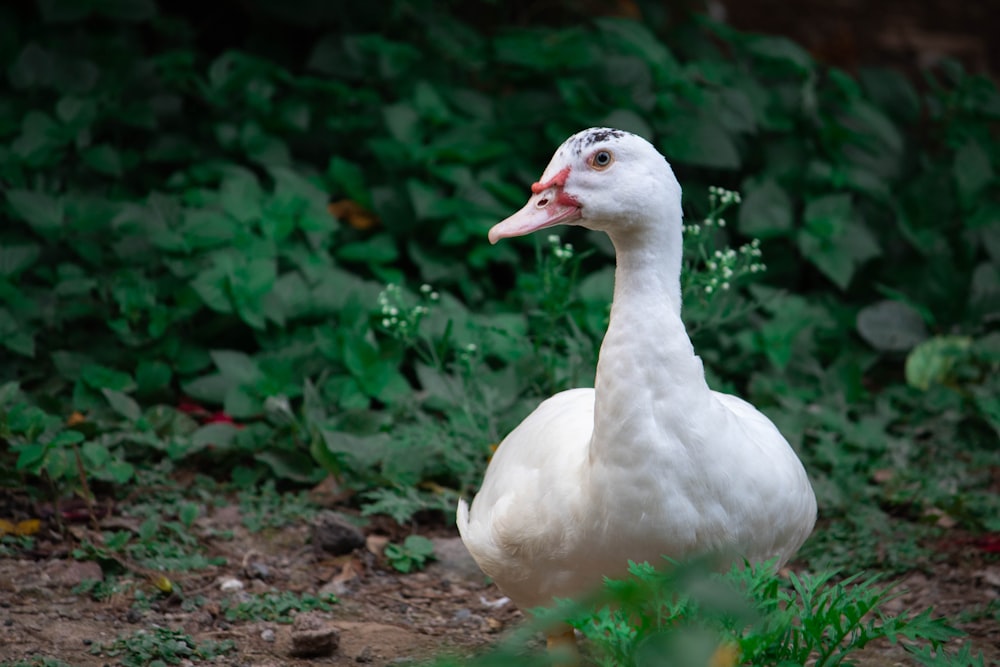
[1,495,998,667]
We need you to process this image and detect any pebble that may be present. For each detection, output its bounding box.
[260,627,275,643]
[355,645,374,663]
[219,577,244,592]
[311,512,366,556]
[289,611,340,657]
[247,562,270,580]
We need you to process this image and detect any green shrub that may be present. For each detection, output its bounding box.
[0,0,996,575]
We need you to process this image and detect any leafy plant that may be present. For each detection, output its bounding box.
[221,590,338,623]
[91,626,234,667]
[0,3,997,661]
[426,558,983,667]
[384,534,436,573]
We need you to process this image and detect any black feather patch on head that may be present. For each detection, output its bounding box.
[570,128,629,155]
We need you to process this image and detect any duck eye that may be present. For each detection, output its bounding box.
[589,149,614,170]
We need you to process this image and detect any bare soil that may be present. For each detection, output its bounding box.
[1,493,998,667]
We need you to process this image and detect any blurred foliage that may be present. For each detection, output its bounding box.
[0,0,998,580]
[429,558,983,667]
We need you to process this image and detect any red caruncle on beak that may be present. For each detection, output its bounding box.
[488,166,582,244]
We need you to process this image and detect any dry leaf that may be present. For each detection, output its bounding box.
[365,534,389,557]
[329,199,379,231]
[0,518,41,536]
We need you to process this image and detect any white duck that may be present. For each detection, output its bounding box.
[457,128,817,660]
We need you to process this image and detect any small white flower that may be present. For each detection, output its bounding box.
[547,234,560,244]
[705,285,714,294]
[721,282,730,290]
[388,307,399,316]
[382,318,391,327]
[717,218,726,228]
[466,343,477,352]
[420,283,432,293]
[430,292,439,301]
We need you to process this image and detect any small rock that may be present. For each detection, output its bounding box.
[311,512,366,556]
[453,608,472,621]
[219,577,244,592]
[289,611,340,657]
[126,608,143,624]
[355,645,374,663]
[260,627,276,643]
[247,562,270,580]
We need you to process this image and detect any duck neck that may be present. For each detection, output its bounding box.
[589,219,708,462]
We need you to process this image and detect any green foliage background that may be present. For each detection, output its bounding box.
[1,0,998,576]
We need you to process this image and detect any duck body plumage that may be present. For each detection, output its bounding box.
[457,127,816,614]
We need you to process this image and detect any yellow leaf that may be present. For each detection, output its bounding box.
[15,519,41,536]
[0,519,16,535]
[152,575,173,594]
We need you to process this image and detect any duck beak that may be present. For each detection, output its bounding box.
[488,166,581,244]
[487,194,582,244]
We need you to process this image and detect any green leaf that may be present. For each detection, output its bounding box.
[328,157,371,207]
[102,388,142,421]
[182,373,230,404]
[402,534,434,557]
[81,364,136,392]
[6,189,64,234]
[0,243,41,277]
[660,115,740,170]
[953,141,993,203]
[50,430,85,447]
[180,209,241,249]
[744,35,813,73]
[337,234,399,264]
[738,179,793,237]
[16,443,48,470]
[106,460,135,484]
[905,336,973,390]
[218,168,263,223]
[230,258,277,329]
[190,422,240,450]
[82,144,122,176]
[798,194,880,289]
[211,350,262,385]
[406,179,450,220]
[383,103,420,144]
[136,360,172,394]
[855,300,928,353]
[81,441,111,469]
[190,262,234,314]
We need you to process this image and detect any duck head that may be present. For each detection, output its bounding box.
[488,128,683,244]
